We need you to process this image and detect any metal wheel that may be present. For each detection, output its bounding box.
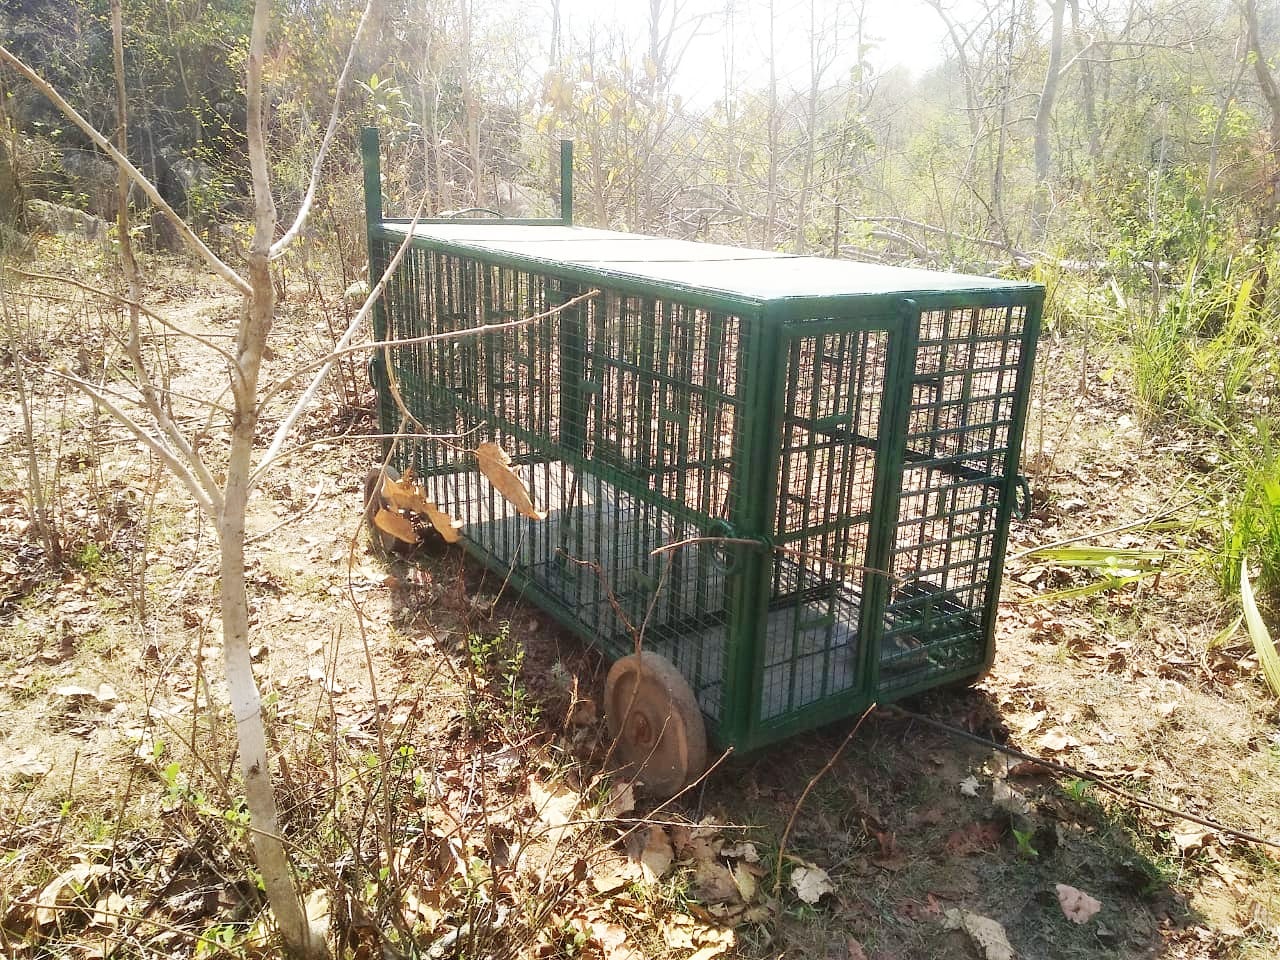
[363,465,401,551]
[604,652,707,798]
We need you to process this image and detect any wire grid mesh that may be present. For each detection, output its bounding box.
[376,241,748,720]
[757,328,889,720]
[879,303,1029,691]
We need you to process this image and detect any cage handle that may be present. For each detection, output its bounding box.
[1014,475,1033,520]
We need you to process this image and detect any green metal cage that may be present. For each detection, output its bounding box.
[362,129,1043,754]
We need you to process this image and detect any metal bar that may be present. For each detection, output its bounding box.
[560,139,574,225]
[860,299,919,697]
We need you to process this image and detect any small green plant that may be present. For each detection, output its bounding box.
[1062,778,1090,803]
[1011,827,1039,860]
[195,920,248,959]
[465,621,540,736]
[1221,425,1280,599]
[72,540,104,571]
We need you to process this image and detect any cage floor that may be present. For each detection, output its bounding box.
[415,457,971,723]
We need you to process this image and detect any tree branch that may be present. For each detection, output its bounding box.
[3,269,238,365]
[49,369,219,516]
[251,187,433,487]
[269,0,376,258]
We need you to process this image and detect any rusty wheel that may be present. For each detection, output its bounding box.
[363,465,401,551]
[604,652,707,798]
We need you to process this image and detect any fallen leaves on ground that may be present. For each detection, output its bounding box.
[790,863,834,904]
[0,744,51,779]
[34,863,111,927]
[1037,728,1080,753]
[944,820,1005,856]
[944,908,1017,960]
[992,778,1032,818]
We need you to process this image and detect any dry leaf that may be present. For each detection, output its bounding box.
[944,909,1016,960]
[0,745,50,779]
[403,887,444,932]
[992,779,1031,817]
[944,820,1005,856]
[589,856,639,894]
[687,943,734,960]
[730,861,759,902]
[1055,883,1102,924]
[789,864,834,904]
[382,474,464,543]
[373,507,418,545]
[635,826,674,883]
[603,781,635,818]
[380,474,431,513]
[420,501,464,543]
[693,859,739,903]
[688,923,736,960]
[590,918,644,960]
[1038,728,1078,753]
[474,443,547,520]
[846,936,870,960]
[305,888,330,943]
[54,684,115,704]
[721,841,760,862]
[90,892,127,929]
[1015,711,1047,735]
[35,863,111,927]
[1172,829,1212,853]
[662,915,699,949]
[958,774,980,797]
[530,778,578,825]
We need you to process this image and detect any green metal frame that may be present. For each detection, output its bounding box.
[360,128,1043,754]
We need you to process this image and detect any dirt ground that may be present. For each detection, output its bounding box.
[1,238,1278,960]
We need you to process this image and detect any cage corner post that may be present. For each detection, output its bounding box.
[718,305,788,749]
[977,290,1045,671]
[858,297,921,699]
[559,139,574,226]
[361,126,394,456]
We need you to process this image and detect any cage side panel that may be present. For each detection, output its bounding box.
[374,240,750,726]
[753,326,892,724]
[879,301,1031,691]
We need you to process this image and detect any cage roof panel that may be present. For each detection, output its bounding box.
[382,223,1039,304]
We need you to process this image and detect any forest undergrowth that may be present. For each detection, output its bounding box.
[0,230,1278,960]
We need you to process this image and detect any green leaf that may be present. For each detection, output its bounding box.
[1208,614,1242,649]
[1025,573,1150,604]
[1240,558,1280,699]
[1031,546,1166,568]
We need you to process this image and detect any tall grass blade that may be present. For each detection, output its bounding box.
[1228,273,1255,333]
[1240,557,1280,699]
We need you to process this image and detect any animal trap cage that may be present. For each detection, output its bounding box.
[362,130,1043,790]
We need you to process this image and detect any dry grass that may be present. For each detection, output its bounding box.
[1,237,1278,959]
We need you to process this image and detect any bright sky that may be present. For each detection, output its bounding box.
[548,0,951,103]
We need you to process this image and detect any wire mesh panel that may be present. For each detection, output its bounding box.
[757,327,891,720]
[374,239,750,723]
[879,303,1031,691]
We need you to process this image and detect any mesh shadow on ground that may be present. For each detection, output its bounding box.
[368,532,1200,960]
